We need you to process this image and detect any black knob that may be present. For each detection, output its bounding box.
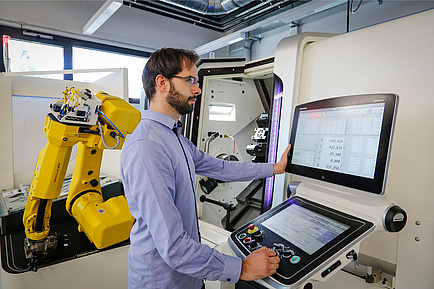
[248,240,258,250]
[273,243,284,252]
[384,205,407,232]
[253,229,262,239]
[281,249,294,259]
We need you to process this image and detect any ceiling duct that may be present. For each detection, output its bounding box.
[160,0,254,15]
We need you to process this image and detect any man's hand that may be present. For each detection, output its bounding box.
[239,247,280,281]
[273,144,291,175]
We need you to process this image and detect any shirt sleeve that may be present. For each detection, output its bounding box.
[121,138,242,283]
[183,137,274,181]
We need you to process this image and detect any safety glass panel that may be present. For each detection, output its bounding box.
[73,47,147,99]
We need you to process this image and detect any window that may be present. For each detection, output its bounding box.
[9,38,64,79]
[1,25,150,101]
[73,47,147,100]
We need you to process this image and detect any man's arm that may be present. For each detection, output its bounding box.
[186,137,291,181]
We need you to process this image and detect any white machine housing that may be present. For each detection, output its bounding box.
[269,9,434,289]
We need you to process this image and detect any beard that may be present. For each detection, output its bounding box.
[166,81,196,115]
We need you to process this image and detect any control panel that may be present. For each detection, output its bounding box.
[229,196,374,287]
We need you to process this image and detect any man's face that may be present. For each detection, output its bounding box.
[166,63,201,116]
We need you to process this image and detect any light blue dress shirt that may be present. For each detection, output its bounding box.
[120,110,274,289]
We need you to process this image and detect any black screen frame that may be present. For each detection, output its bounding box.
[285,94,398,195]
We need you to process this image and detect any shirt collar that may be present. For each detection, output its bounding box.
[141,110,178,130]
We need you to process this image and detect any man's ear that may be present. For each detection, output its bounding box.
[155,74,170,93]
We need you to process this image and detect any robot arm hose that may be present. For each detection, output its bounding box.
[98,121,120,149]
[34,199,48,233]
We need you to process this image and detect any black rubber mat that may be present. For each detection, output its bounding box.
[1,181,130,274]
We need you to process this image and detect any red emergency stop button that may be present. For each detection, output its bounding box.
[247,224,258,234]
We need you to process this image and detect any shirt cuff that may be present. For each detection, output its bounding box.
[266,163,274,177]
[219,255,242,284]
[260,163,274,178]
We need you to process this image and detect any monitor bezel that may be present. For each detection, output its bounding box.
[285,94,398,195]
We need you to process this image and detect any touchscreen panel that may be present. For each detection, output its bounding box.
[262,203,350,255]
[286,94,398,194]
[292,103,384,179]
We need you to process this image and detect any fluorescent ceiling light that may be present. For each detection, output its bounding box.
[194,32,246,56]
[83,0,123,35]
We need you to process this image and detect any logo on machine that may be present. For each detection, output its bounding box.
[53,163,61,182]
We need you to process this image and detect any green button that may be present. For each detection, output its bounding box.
[238,233,246,239]
[290,256,301,264]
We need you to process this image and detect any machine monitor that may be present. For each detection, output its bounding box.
[285,94,398,194]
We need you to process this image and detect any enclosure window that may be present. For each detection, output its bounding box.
[209,102,236,121]
[73,47,147,99]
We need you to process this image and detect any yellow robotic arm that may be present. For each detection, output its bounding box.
[22,89,141,270]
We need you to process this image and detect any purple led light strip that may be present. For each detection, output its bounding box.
[263,79,283,211]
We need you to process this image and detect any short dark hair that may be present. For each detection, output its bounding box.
[142,48,200,101]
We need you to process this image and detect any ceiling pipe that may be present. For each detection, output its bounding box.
[194,0,346,55]
[160,0,254,15]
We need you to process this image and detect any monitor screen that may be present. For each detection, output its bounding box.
[262,203,350,255]
[286,94,398,194]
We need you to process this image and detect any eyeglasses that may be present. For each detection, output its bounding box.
[172,75,199,86]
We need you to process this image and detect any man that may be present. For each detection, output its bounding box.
[121,48,291,289]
